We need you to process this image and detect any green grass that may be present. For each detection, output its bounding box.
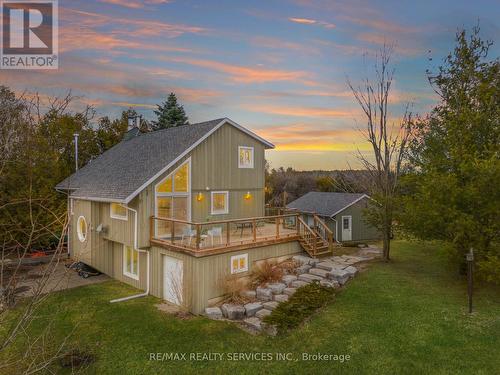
[2,240,499,374]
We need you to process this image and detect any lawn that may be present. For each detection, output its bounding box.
[2,240,499,374]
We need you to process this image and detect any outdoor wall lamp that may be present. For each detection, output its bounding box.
[244,191,252,200]
[196,193,204,202]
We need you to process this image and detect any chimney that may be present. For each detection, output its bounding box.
[128,114,140,131]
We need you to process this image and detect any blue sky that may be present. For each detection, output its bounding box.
[1,0,499,169]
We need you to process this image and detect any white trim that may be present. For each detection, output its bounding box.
[124,118,274,204]
[154,158,192,238]
[69,198,74,215]
[211,191,229,215]
[238,146,254,169]
[123,245,139,280]
[110,202,128,221]
[230,253,249,274]
[70,196,126,203]
[330,194,370,217]
[76,216,87,243]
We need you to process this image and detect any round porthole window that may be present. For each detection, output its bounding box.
[77,216,88,243]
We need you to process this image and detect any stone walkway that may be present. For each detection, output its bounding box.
[205,246,382,333]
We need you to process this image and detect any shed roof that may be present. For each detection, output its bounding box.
[287,192,369,217]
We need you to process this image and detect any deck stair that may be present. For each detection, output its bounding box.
[297,215,334,257]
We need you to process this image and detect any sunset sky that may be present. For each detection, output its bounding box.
[1,0,499,170]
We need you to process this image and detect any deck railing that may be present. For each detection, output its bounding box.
[150,213,300,254]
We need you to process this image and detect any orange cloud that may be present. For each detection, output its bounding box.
[161,56,309,83]
[99,0,170,9]
[255,123,371,151]
[288,17,335,29]
[245,104,353,118]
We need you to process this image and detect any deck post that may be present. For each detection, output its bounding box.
[226,222,230,246]
[276,217,280,238]
[196,224,201,250]
[252,219,256,242]
[171,221,175,244]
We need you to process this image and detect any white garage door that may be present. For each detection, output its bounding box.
[163,256,183,305]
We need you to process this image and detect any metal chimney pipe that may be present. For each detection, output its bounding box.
[73,133,79,171]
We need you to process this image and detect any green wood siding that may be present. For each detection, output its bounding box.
[333,197,381,242]
[150,241,302,314]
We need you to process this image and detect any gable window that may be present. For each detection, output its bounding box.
[77,216,87,243]
[110,203,128,220]
[238,146,254,169]
[211,191,229,215]
[155,160,191,237]
[123,245,139,279]
[231,253,248,274]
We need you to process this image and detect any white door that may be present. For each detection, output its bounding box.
[341,216,352,241]
[163,256,183,305]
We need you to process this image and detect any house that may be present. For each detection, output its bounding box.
[56,118,333,314]
[286,192,380,244]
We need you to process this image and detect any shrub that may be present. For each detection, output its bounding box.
[263,282,335,333]
[278,259,299,275]
[220,275,251,304]
[252,260,283,286]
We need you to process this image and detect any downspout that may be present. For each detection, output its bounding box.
[110,205,150,303]
[331,217,341,244]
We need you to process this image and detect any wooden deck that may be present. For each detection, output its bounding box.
[150,212,335,257]
[150,214,301,257]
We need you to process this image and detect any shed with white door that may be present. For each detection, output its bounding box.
[287,192,381,244]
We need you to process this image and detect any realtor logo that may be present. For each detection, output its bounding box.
[1,0,58,69]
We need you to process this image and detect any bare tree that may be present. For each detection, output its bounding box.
[347,45,414,261]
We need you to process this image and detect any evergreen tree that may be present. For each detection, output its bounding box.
[152,93,189,130]
[402,27,500,282]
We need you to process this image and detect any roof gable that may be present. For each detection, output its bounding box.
[56,118,274,203]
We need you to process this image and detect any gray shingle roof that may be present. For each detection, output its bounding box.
[56,118,234,202]
[287,192,367,217]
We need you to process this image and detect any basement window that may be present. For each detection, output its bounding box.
[231,253,248,274]
[110,203,128,220]
[123,245,139,280]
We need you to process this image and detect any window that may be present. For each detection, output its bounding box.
[123,245,139,279]
[343,217,350,230]
[155,160,191,237]
[110,203,128,220]
[77,216,87,243]
[231,253,248,274]
[211,191,229,215]
[238,146,254,168]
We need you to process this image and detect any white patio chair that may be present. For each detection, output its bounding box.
[207,227,223,246]
[181,228,197,246]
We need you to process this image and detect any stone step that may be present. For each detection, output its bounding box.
[320,279,339,288]
[298,273,324,283]
[244,317,262,331]
[281,274,298,286]
[309,268,330,278]
[221,303,245,320]
[327,269,351,285]
[255,308,272,319]
[256,287,273,301]
[283,287,297,296]
[263,301,279,311]
[291,280,308,288]
[273,294,289,303]
[244,302,263,317]
[316,261,346,272]
[266,282,286,295]
[205,307,223,320]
